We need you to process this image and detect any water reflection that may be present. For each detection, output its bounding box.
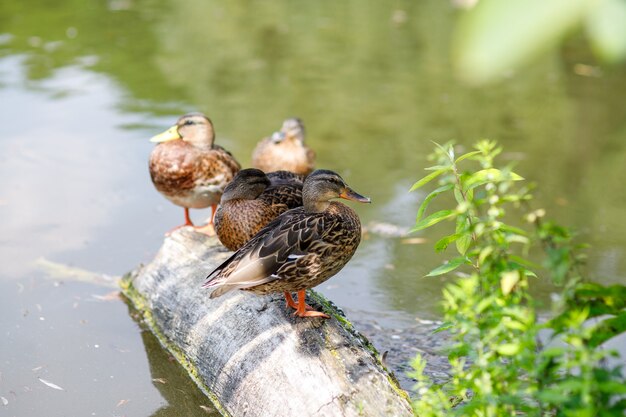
[139,328,219,416]
[2,0,626,414]
[0,57,133,276]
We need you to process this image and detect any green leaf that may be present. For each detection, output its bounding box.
[411,210,456,232]
[456,234,472,256]
[503,319,527,331]
[432,141,454,160]
[453,187,465,204]
[425,257,469,277]
[537,388,570,404]
[570,283,626,319]
[416,184,454,222]
[432,321,454,334]
[478,246,494,265]
[463,168,524,192]
[424,165,449,171]
[588,311,626,348]
[455,217,472,255]
[434,234,461,253]
[409,169,447,192]
[540,347,567,358]
[514,266,537,278]
[500,271,520,295]
[499,224,528,237]
[454,150,482,164]
[509,255,541,270]
[599,381,626,395]
[495,343,521,356]
[506,234,529,245]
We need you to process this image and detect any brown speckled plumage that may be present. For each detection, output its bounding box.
[214,169,303,251]
[252,118,315,175]
[205,170,370,301]
[150,142,240,208]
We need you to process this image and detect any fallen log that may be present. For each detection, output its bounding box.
[121,228,413,417]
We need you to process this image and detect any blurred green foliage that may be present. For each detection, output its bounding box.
[454,0,626,84]
[410,141,626,416]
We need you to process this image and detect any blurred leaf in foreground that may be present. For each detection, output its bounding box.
[453,0,626,84]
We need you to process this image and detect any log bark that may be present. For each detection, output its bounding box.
[121,228,414,417]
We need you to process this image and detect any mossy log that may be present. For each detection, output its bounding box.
[121,228,413,417]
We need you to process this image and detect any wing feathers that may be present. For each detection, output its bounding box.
[204,207,327,296]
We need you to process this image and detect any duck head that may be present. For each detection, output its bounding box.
[303,169,371,212]
[220,168,271,203]
[271,117,305,144]
[150,113,215,148]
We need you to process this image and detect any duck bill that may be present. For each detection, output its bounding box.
[339,187,371,204]
[150,126,181,143]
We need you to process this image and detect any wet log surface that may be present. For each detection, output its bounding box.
[121,228,415,417]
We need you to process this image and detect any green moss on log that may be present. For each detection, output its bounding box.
[307,289,411,404]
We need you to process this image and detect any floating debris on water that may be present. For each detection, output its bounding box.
[35,257,120,288]
[91,291,121,302]
[38,377,65,391]
[364,221,411,238]
[116,399,130,407]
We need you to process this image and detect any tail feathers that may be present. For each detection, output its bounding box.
[207,275,279,299]
[202,278,218,288]
[208,284,238,299]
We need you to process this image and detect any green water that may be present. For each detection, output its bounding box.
[1,0,625,415]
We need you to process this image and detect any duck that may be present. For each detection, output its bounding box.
[215,168,304,251]
[204,169,370,318]
[149,113,240,234]
[252,118,316,175]
[266,170,305,186]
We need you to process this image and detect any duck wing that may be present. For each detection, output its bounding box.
[204,207,324,298]
[260,183,303,209]
[267,170,305,185]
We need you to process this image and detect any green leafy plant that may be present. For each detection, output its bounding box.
[409,140,626,416]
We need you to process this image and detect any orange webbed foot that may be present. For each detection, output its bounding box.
[290,290,330,319]
[193,223,216,236]
[294,309,330,319]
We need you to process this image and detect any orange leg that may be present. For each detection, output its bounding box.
[184,207,194,226]
[284,292,314,311]
[294,290,329,319]
[210,204,217,225]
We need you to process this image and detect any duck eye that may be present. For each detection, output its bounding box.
[184,120,195,126]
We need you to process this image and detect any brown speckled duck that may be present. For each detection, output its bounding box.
[204,169,370,318]
[149,113,240,234]
[252,118,315,175]
[215,168,303,251]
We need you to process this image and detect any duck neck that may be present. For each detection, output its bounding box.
[304,200,330,213]
[288,132,305,144]
[186,126,215,149]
